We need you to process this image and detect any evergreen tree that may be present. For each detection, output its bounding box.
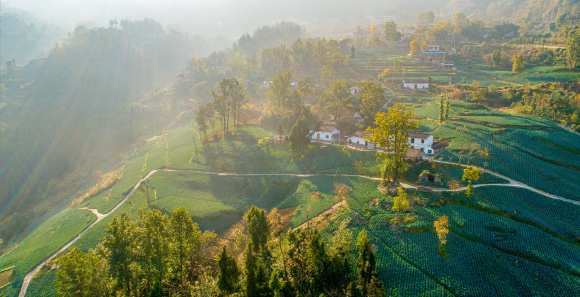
[445,100,450,120]
[289,115,310,156]
[245,241,258,297]
[217,245,240,294]
[439,94,445,124]
[356,230,384,297]
[247,206,270,253]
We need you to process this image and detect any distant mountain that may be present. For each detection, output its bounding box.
[0,4,66,66]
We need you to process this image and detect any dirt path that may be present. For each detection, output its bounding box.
[19,159,579,296]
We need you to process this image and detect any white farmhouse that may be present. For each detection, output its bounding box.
[263,81,271,88]
[408,132,440,155]
[402,79,429,89]
[311,127,341,143]
[353,112,364,123]
[347,131,374,149]
[350,87,360,95]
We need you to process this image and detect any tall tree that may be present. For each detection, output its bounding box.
[462,166,480,198]
[409,40,421,56]
[137,207,170,287]
[383,21,401,45]
[244,241,259,297]
[365,104,419,185]
[566,30,580,70]
[246,206,270,253]
[320,78,352,121]
[439,93,445,124]
[512,54,525,74]
[356,230,384,297]
[217,246,240,294]
[170,207,202,281]
[103,211,137,294]
[358,79,385,125]
[289,115,311,156]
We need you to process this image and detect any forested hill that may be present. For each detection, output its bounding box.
[0,19,203,244]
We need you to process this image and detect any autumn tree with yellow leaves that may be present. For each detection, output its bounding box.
[365,103,419,186]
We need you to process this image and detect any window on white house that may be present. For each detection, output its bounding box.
[326,135,329,139]
[411,138,415,143]
[428,149,432,154]
[421,139,424,143]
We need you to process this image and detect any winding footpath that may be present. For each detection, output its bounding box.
[18,161,580,296]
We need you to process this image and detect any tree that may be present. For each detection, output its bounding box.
[370,24,377,35]
[462,166,480,198]
[137,208,170,287]
[566,30,580,70]
[394,60,401,73]
[445,99,450,120]
[452,12,467,37]
[55,249,111,297]
[358,79,385,125]
[246,206,270,253]
[195,105,209,140]
[383,21,401,45]
[333,182,352,202]
[434,215,449,246]
[461,142,484,165]
[289,115,310,156]
[512,54,524,74]
[103,211,136,294]
[417,11,435,26]
[410,40,421,56]
[391,187,410,214]
[319,78,352,121]
[356,230,384,297]
[378,68,390,83]
[365,104,419,185]
[170,207,202,281]
[421,41,428,51]
[351,44,356,59]
[491,50,501,68]
[439,93,445,124]
[217,246,240,294]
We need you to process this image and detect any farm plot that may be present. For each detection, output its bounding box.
[454,186,580,242]
[0,208,96,289]
[342,187,580,296]
[431,121,580,200]
[494,129,580,170]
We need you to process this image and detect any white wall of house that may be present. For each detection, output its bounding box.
[403,82,429,89]
[311,129,340,142]
[408,135,435,154]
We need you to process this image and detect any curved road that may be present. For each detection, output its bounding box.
[18,161,579,296]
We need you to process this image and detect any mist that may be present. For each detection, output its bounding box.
[4,0,443,39]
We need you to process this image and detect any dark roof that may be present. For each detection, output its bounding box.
[408,132,431,139]
[402,79,429,84]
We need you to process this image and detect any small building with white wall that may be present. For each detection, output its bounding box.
[311,127,341,143]
[402,79,429,89]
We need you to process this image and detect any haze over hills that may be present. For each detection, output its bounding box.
[1,0,580,296]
